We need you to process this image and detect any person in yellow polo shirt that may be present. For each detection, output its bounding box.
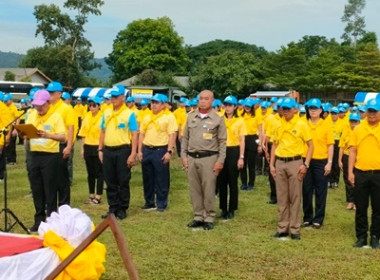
[173,97,187,157]
[239,98,262,191]
[46,81,76,206]
[4,93,20,165]
[329,106,344,189]
[138,94,178,212]
[338,112,360,211]
[0,91,13,179]
[348,99,380,249]
[79,96,104,205]
[24,89,66,233]
[270,97,313,240]
[126,96,139,115]
[217,95,246,219]
[98,90,138,220]
[136,98,151,125]
[302,98,334,229]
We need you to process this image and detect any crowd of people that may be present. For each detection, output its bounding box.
[0,83,379,249]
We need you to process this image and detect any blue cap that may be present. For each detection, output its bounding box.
[358,105,367,112]
[243,98,255,107]
[151,94,165,103]
[184,100,191,107]
[140,98,149,106]
[3,93,12,102]
[190,98,198,107]
[322,103,330,112]
[0,91,4,101]
[280,97,295,109]
[306,98,322,108]
[126,96,135,102]
[20,98,28,104]
[161,94,168,103]
[62,92,71,100]
[270,97,278,103]
[351,106,358,112]
[343,102,350,109]
[260,101,269,109]
[88,96,102,105]
[366,99,380,111]
[212,99,221,108]
[103,93,111,100]
[46,81,63,92]
[179,97,187,103]
[349,112,361,121]
[29,87,40,96]
[114,84,126,94]
[299,106,306,113]
[110,90,124,97]
[331,107,339,114]
[238,99,245,105]
[277,98,284,107]
[338,106,346,113]
[273,105,278,111]
[223,95,238,105]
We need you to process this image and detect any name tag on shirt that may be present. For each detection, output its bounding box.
[203,133,213,140]
[117,123,126,129]
[44,125,51,131]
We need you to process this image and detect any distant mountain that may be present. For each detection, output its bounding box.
[0,50,112,82]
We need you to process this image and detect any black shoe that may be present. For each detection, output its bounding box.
[312,223,322,229]
[246,185,254,191]
[273,232,288,238]
[267,200,277,204]
[291,234,301,240]
[203,222,214,230]
[353,238,367,248]
[302,222,312,228]
[28,225,39,234]
[141,204,157,211]
[227,211,235,219]
[101,211,115,219]
[157,208,165,212]
[240,185,248,191]
[220,210,228,219]
[116,209,127,220]
[370,235,380,249]
[187,220,204,228]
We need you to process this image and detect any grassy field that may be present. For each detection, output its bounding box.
[2,143,380,280]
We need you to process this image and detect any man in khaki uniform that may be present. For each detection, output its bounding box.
[181,90,226,230]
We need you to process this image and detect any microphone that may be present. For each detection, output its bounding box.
[18,106,33,111]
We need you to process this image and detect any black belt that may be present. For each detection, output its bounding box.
[188,151,218,158]
[355,168,380,174]
[31,151,58,156]
[105,144,130,151]
[276,155,302,162]
[144,145,167,150]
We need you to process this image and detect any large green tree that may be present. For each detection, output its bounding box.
[341,0,366,45]
[20,0,104,87]
[107,17,189,82]
[192,51,263,97]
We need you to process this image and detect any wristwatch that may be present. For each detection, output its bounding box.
[304,162,309,169]
[167,150,173,155]
[240,155,244,159]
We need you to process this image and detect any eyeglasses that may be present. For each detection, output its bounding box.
[89,103,98,108]
[308,106,319,110]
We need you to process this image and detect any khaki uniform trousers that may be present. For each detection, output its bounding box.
[275,158,303,234]
[188,154,218,223]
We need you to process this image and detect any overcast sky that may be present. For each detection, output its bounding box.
[1,0,379,58]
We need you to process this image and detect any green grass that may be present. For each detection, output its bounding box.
[2,144,380,279]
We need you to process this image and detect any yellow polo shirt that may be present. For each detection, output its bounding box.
[242,113,262,135]
[51,99,77,142]
[137,108,151,124]
[304,119,334,159]
[266,114,282,142]
[237,108,244,117]
[339,126,353,156]
[140,111,178,146]
[350,119,380,170]
[74,103,85,119]
[101,105,138,146]
[224,116,247,147]
[101,103,112,112]
[273,116,311,157]
[26,107,65,153]
[78,111,102,145]
[332,118,344,140]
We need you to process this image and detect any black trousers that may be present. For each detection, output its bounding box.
[342,155,354,203]
[103,145,132,213]
[84,144,104,195]
[240,135,258,187]
[58,143,70,206]
[303,159,328,225]
[329,140,340,184]
[5,135,17,163]
[354,169,380,239]
[0,150,5,179]
[28,152,59,227]
[267,142,277,202]
[217,146,239,212]
[142,146,169,209]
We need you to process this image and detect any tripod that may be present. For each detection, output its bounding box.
[0,110,29,233]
